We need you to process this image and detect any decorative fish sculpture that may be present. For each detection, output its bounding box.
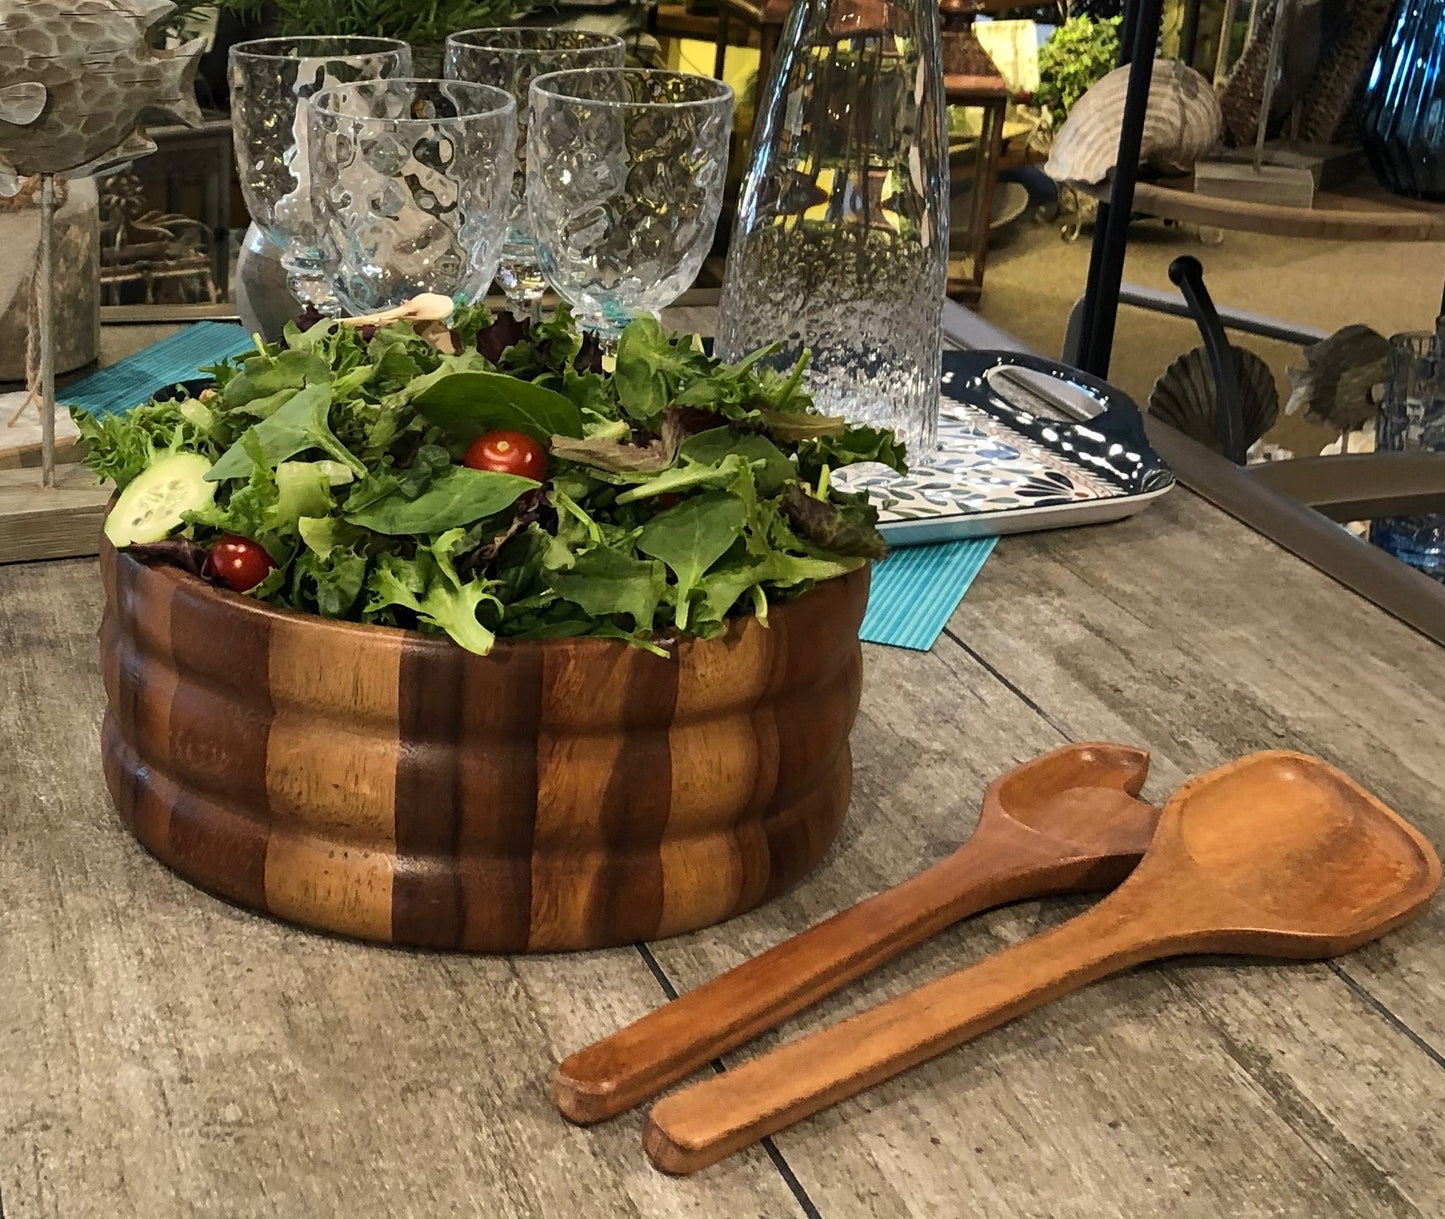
[0,0,203,195]
[1285,324,1389,433]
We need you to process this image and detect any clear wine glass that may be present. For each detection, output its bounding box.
[527,68,734,343]
[229,37,412,314]
[443,27,626,324]
[306,79,517,316]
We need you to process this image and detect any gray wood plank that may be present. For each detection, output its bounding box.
[643,559,1445,1217]
[9,305,1445,1218]
[950,487,1445,1052]
[0,559,804,1219]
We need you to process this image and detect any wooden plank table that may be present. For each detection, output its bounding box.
[2,308,1443,1218]
[1084,174,1445,243]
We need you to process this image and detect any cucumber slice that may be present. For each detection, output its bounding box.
[105,452,217,548]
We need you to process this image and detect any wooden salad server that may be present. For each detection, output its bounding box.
[554,742,1162,1124]
[644,751,1442,1174]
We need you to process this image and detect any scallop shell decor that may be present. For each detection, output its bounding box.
[1046,61,1224,186]
[1149,344,1279,452]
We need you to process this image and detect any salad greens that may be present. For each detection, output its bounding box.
[75,305,907,655]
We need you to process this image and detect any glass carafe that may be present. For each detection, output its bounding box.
[715,0,950,456]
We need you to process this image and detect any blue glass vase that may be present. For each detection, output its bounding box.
[1368,327,1445,582]
[1361,0,1445,200]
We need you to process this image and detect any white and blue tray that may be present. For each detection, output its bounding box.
[834,350,1176,546]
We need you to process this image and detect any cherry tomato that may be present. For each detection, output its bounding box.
[463,430,547,479]
[205,535,276,593]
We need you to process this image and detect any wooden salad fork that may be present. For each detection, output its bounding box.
[554,742,1161,1124]
[643,751,1442,1173]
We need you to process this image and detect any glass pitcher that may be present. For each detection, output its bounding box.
[715,0,950,457]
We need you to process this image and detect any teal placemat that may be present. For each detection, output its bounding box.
[62,322,253,418]
[861,538,997,651]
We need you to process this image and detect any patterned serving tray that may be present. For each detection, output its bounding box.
[833,349,1176,545]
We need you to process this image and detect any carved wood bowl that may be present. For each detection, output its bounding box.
[98,541,869,952]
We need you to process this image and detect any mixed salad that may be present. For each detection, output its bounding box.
[76,302,906,655]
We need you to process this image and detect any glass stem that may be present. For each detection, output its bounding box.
[589,329,621,357]
[504,289,544,327]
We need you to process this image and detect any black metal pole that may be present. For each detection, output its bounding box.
[1117,0,1144,65]
[1169,256,1245,463]
[1072,0,1138,368]
[1074,0,1166,378]
[1180,0,1202,67]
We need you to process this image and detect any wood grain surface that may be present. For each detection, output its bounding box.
[1083,174,1445,241]
[643,752,1440,1172]
[6,482,1445,1218]
[4,311,1445,1216]
[640,487,1445,1219]
[99,544,868,952]
[554,743,1161,1124]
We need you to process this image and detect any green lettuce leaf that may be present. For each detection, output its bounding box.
[365,529,500,655]
[207,382,365,481]
[221,348,329,413]
[547,546,668,631]
[636,490,749,629]
[413,369,584,441]
[291,544,369,617]
[346,466,538,535]
[679,428,794,495]
[613,316,709,423]
[272,461,335,528]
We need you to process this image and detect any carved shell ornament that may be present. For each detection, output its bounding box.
[0,0,203,195]
[1149,345,1280,453]
[1046,60,1224,186]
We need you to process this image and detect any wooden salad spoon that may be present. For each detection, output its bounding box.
[554,742,1161,1124]
[644,751,1442,1173]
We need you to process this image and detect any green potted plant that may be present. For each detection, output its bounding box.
[1031,15,1122,128]
[221,0,532,70]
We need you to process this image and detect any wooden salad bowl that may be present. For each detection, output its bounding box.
[98,541,870,952]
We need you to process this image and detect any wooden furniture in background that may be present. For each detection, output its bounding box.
[1088,172,1445,241]
[99,544,869,952]
[644,751,1441,1172]
[943,21,1010,305]
[0,461,111,562]
[711,0,788,86]
[554,741,1160,1124]
[110,115,233,304]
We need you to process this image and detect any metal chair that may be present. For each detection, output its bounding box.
[1065,257,1445,519]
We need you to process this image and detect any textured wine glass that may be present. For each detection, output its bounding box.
[306,79,517,315]
[443,28,626,323]
[527,69,734,341]
[229,37,412,312]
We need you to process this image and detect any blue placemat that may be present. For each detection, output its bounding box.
[62,321,253,418]
[861,538,997,651]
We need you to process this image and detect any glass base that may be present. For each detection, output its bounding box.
[281,251,340,315]
[496,256,546,325]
